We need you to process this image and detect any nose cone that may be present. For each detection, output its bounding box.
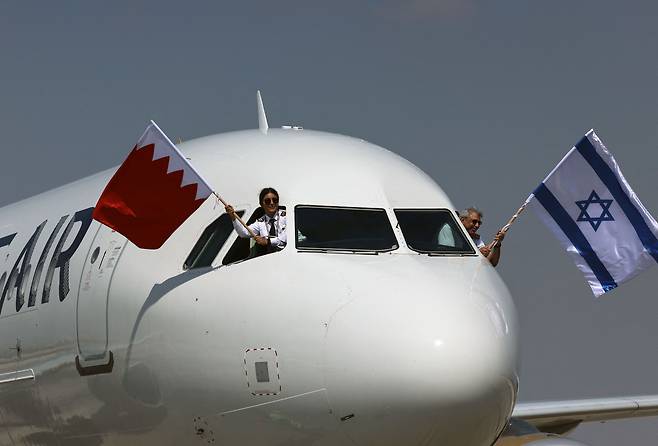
[324,261,519,446]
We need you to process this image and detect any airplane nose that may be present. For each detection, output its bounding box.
[324,265,519,446]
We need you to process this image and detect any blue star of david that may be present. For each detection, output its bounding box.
[575,190,614,231]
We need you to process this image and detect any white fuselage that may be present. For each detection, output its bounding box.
[0,129,519,445]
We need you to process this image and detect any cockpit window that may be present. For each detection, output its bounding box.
[394,209,475,255]
[295,205,398,252]
[184,211,244,269]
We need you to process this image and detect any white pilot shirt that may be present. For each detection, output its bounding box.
[232,209,287,250]
[471,235,485,248]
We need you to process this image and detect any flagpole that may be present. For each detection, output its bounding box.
[486,138,583,252]
[212,192,258,239]
[488,195,533,251]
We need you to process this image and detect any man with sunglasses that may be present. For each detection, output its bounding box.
[225,187,287,255]
[459,207,504,267]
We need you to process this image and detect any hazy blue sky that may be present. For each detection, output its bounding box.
[2,1,658,443]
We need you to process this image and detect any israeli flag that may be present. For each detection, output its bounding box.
[529,130,658,297]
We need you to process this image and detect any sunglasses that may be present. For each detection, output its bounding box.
[263,197,279,205]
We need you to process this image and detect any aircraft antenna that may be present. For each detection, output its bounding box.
[257,90,269,134]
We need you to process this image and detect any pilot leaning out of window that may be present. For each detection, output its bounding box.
[225,187,287,254]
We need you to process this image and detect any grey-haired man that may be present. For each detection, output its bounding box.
[459,207,504,267]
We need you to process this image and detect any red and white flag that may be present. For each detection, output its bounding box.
[93,121,213,249]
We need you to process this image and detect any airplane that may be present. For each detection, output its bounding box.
[0,92,656,446]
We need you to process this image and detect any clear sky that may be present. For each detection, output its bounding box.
[2,1,658,443]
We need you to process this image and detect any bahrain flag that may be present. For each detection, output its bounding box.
[93,121,213,249]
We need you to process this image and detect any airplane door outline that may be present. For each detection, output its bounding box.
[75,223,127,374]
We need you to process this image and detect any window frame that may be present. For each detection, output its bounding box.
[393,208,477,256]
[294,204,399,253]
[183,210,245,270]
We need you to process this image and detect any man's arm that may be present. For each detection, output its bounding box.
[486,230,505,267]
[487,244,501,267]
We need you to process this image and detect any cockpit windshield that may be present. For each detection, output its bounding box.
[394,209,475,255]
[295,205,398,252]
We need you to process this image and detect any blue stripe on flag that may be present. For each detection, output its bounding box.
[576,136,658,263]
[534,183,618,293]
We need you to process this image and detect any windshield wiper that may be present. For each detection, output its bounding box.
[297,248,382,255]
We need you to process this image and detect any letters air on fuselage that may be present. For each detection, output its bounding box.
[0,207,93,315]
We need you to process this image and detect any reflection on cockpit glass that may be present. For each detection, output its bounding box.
[295,205,398,252]
[394,209,475,255]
